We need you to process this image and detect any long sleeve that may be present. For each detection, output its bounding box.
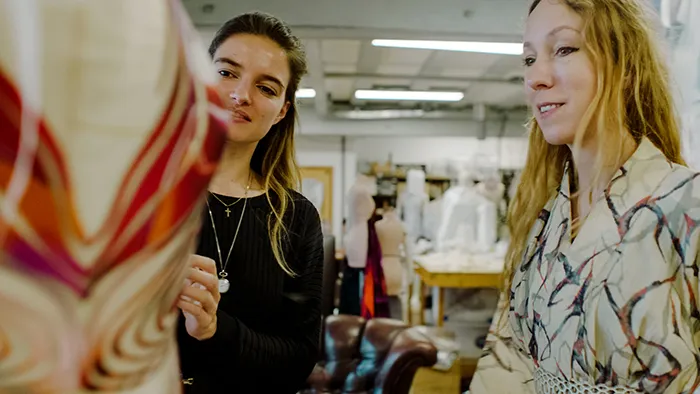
[470,148,700,393]
[203,205,323,378]
[178,193,324,393]
[469,294,535,394]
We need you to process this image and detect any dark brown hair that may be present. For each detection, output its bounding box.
[209,12,308,276]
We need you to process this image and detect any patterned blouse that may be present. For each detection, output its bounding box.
[470,138,700,393]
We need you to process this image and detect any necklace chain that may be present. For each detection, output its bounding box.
[206,177,251,279]
[210,193,243,208]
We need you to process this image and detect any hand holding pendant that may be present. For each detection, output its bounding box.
[178,255,221,341]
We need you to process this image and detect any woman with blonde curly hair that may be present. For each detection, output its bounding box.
[470,0,700,392]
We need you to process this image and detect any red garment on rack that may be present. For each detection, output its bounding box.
[361,220,390,319]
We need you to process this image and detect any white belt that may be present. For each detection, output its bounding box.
[534,368,641,393]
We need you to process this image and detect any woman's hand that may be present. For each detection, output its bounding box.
[178,255,221,341]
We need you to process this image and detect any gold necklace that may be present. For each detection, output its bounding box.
[205,180,250,294]
[210,193,243,218]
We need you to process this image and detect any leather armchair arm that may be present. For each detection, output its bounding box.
[374,327,438,394]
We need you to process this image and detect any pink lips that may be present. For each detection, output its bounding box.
[537,103,564,120]
[231,108,251,123]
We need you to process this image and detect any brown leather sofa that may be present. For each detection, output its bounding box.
[302,315,438,394]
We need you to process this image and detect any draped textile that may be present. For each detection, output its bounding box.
[361,220,390,319]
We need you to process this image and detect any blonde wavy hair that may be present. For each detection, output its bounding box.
[500,0,686,323]
[209,12,305,277]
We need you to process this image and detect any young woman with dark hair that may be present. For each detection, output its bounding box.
[176,12,324,393]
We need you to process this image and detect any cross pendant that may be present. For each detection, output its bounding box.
[225,207,231,217]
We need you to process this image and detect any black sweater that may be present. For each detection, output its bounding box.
[177,190,324,393]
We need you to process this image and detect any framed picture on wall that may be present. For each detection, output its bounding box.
[299,166,333,230]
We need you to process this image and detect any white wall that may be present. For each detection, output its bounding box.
[347,136,528,169]
[296,108,529,139]
[296,135,529,169]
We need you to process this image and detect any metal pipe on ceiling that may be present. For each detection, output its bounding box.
[324,73,521,85]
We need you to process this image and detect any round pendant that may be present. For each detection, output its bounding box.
[218,278,230,293]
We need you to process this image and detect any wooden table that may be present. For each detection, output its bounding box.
[408,252,503,382]
[409,252,503,327]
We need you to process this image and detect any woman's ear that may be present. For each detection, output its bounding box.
[273,101,291,125]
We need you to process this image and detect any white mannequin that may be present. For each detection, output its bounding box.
[475,172,505,205]
[397,169,429,317]
[398,169,428,243]
[422,197,443,241]
[436,171,497,253]
[476,171,506,240]
[667,0,700,169]
[345,175,375,268]
[508,171,521,202]
[375,209,407,296]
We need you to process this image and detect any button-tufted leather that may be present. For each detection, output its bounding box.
[302,315,438,394]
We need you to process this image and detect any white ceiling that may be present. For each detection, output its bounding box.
[186,0,531,118]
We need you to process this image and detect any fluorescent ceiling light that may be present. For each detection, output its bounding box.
[354,89,464,102]
[296,88,316,98]
[372,39,523,55]
[339,109,426,120]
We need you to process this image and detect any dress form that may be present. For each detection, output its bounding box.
[398,169,429,317]
[436,172,498,329]
[399,169,428,243]
[436,171,497,253]
[0,2,225,392]
[476,172,506,240]
[667,0,700,169]
[375,210,407,296]
[422,197,444,242]
[475,173,506,205]
[345,175,376,268]
[507,171,521,204]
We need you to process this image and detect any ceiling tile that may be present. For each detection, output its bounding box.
[376,64,423,75]
[381,48,433,65]
[324,63,357,73]
[467,83,524,105]
[321,40,361,64]
[186,0,527,37]
[440,68,485,78]
[326,79,356,101]
[367,77,414,87]
[431,51,504,69]
[423,80,472,89]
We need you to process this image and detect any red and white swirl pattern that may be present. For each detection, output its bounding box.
[0,0,227,392]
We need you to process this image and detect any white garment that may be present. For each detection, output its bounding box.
[400,192,425,242]
[475,179,505,204]
[400,169,428,242]
[422,197,443,241]
[470,139,700,393]
[436,184,497,253]
[669,0,700,169]
[345,179,375,268]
